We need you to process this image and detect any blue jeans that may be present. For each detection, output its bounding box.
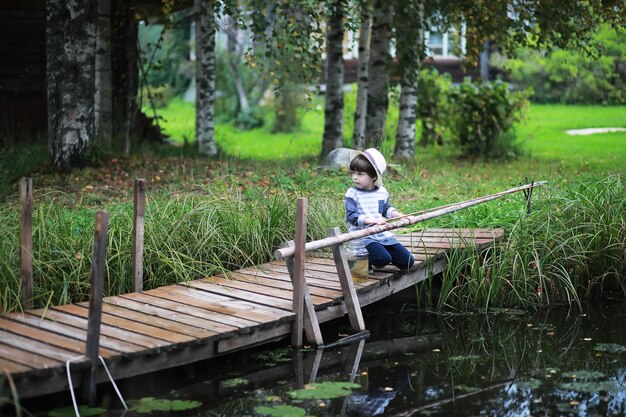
[366,242,415,270]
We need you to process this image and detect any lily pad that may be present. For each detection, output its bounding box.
[559,381,620,394]
[561,371,605,380]
[516,378,542,390]
[594,343,626,353]
[127,397,202,413]
[288,382,361,400]
[254,405,312,417]
[49,405,105,417]
[222,377,249,388]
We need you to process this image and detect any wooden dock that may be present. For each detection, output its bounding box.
[0,228,503,400]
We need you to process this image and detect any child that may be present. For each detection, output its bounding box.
[345,148,415,271]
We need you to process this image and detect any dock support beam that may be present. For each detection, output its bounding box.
[83,211,109,404]
[132,179,147,292]
[19,177,33,310]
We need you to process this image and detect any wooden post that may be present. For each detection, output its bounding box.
[132,179,146,292]
[19,177,33,310]
[291,198,307,347]
[284,241,323,346]
[83,211,109,404]
[329,227,366,332]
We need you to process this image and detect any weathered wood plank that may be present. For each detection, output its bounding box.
[0,317,116,357]
[115,293,243,334]
[27,310,168,350]
[0,358,31,374]
[0,329,81,362]
[220,272,341,305]
[54,305,195,344]
[147,288,270,328]
[165,285,294,324]
[80,302,216,339]
[6,313,145,353]
[181,279,294,311]
[0,342,62,369]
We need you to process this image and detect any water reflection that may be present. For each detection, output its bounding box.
[17,299,626,417]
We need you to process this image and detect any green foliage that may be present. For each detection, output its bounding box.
[423,175,626,310]
[287,382,361,400]
[416,69,452,146]
[126,397,202,413]
[254,405,311,417]
[504,25,626,104]
[448,79,529,160]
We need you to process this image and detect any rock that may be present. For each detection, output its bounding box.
[320,147,354,169]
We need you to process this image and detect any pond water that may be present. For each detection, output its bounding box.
[17,297,626,417]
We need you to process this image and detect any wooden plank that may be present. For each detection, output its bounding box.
[217,323,293,353]
[54,305,195,344]
[7,313,145,353]
[115,293,243,334]
[0,358,31,374]
[220,271,341,305]
[147,288,266,329]
[0,342,62,369]
[0,329,81,362]
[0,317,116,357]
[267,264,380,287]
[181,279,293,311]
[26,309,169,350]
[238,266,346,291]
[203,275,297,300]
[80,302,216,339]
[163,285,293,324]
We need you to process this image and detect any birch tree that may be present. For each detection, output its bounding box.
[47,0,97,170]
[195,0,218,157]
[393,0,426,159]
[321,0,346,157]
[352,2,371,149]
[95,0,113,148]
[364,0,392,148]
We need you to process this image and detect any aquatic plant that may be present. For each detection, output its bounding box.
[287,382,361,400]
[423,175,626,310]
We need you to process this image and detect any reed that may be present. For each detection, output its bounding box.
[418,175,626,310]
[0,186,340,312]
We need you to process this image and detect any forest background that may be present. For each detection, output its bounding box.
[0,1,624,313]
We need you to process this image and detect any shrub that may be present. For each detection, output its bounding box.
[416,69,452,146]
[448,79,529,160]
[503,25,626,104]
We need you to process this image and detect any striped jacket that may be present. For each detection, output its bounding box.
[345,186,399,249]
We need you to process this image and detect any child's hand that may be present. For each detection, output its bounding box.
[365,217,387,226]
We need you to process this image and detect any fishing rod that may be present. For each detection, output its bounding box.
[274,180,547,260]
[389,179,542,222]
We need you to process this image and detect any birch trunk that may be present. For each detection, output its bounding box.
[95,0,112,147]
[195,0,218,157]
[47,0,97,170]
[321,2,345,158]
[394,77,418,159]
[352,5,371,150]
[364,0,392,148]
[393,2,424,160]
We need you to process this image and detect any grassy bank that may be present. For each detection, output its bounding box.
[0,102,624,312]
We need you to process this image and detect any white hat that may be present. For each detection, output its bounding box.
[350,148,387,187]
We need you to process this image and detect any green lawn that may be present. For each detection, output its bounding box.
[153,98,625,173]
[517,104,626,171]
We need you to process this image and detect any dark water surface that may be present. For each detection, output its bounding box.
[17,298,626,417]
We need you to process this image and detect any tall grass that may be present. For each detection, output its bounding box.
[420,175,626,310]
[0,187,340,313]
